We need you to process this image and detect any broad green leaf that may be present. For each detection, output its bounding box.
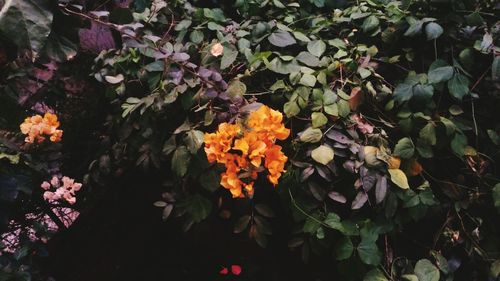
[42,34,78,62]
[428,66,454,84]
[311,145,334,165]
[335,236,354,260]
[221,45,238,69]
[0,0,53,56]
[296,51,320,67]
[307,40,326,57]
[388,169,410,189]
[393,138,415,159]
[184,130,205,154]
[451,133,467,156]
[425,22,443,40]
[183,194,212,223]
[401,275,419,281]
[189,30,204,44]
[419,123,437,145]
[172,146,190,177]
[357,239,382,265]
[268,30,296,47]
[300,127,323,143]
[234,215,251,233]
[414,259,440,281]
[493,183,500,213]
[362,15,380,33]
[324,212,342,229]
[227,80,247,98]
[284,101,300,117]
[447,73,469,100]
[404,20,424,36]
[491,259,500,278]
[394,83,413,103]
[311,112,328,128]
[363,268,388,281]
[293,31,311,42]
[299,73,316,87]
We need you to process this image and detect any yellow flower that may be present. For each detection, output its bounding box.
[20,112,63,143]
[203,105,290,198]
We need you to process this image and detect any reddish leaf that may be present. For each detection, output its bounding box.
[79,22,116,53]
[349,87,363,110]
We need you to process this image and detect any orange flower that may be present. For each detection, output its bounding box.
[203,105,289,198]
[20,112,63,143]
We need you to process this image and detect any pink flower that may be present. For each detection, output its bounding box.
[50,176,60,187]
[43,191,55,201]
[352,114,374,134]
[72,182,82,192]
[62,176,74,189]
[41,181,51,190]
[210,43,224,57]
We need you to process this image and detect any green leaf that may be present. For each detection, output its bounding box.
[234,215,251,233]
[394,83,413,103]
[189,30,204,44]
[491,259,500,278]
[428,66,454,84]
[414,259,440,281]
[335,236,354,260]
[447,73,469,100]
[307,40,326,57]
[425,22,443,40]
[393,138,415,159]
[388,169,410,189]
[184,130,204,154]
[300,127,323,143]
[296,51,320,67]
[268,30,296,47]
[419,123,437,146]
[172,146,191,177]
[413,84,434,101]
[362,15,380,33]
[255,204,276,218]
[42,34,78,62]
[324,212,342,229]
[311,145,334,165]
[311,112,328,128]
[0,0,53,56]
[284,101,300,117]
[493,183,500,213]
[227,80,247,98]
[221,45,238,69]
[299,73,316,87]
[404,20,424,36]
[363,268,388,281]
[184,194,212,223]
[451,133,467,156]
[357,239,382,265]
[293,31,311,42]
[401,275,419,281]
[492,56,500,81]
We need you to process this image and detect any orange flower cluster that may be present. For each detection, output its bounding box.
[204,105,290,198]
[20,113,63,143]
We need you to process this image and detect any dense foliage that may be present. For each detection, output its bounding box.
[1,0,499,280]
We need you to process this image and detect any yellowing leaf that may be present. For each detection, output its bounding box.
[388,168,410,189]
[311,145,334,165]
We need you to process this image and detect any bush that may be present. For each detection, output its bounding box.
[0,0,499,280]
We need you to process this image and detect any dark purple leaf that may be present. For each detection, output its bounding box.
[205,88,218,98]
[78,22,116,53]
[328,191,347,203]
[375,175,388,203]
[172,52,190,61]
[198,67,213,79]
[300,166,315,182]
[316,165,332,181]
[308,181,326,201]
[326,130,353,144]
[351,191,368,210]
[343,160,356,173]
[211,71,223,82]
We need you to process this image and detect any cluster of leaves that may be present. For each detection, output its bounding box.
[1,0,500,280]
